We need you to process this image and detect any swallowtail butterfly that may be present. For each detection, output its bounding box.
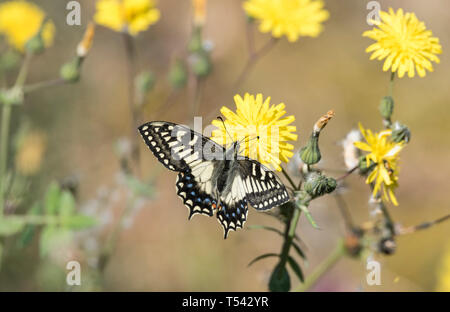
[138,121,290,238]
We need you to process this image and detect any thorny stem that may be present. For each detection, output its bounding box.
[233,37,278,90]
[122,33,141,177]
[293,240,345,292]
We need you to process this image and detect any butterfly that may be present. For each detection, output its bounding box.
[138,121,290,238]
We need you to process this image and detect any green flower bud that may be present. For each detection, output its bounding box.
[188,26,203,53]
[358,156,376,175]
[168,59,187,89]
[299,134,321,165]
[60,57,82,83]
[391,121,411,143]
[135,71,156,95]
[304,172,337,199]
[191,52,212,78]
[0,50,20,72]
[0,86,24,106]
[379,96,394,120]
[25,33,45,55]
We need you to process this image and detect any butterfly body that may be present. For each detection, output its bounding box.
[139,121,290,238]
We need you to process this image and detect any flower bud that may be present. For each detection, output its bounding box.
[304,172,337,198]
[190,51,212,78]
[25,33,45,54]
[0,51,20,72]
[135,71,156,95]
[391,121,411,143]
[300,134,321,165]
[188,26,203,53]
[379,237,396,255]
[60,57,82,83]
[168,59,188,89]
[379,96,394,120]
[358,156,375,175]
[0,86,24,106]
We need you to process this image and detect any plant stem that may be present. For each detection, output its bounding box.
[233,37,278,90]
[0,104,12,216]
[0,51,32,216]
[23,78,65,94]
[278,205,302,267]
[122,33,141,176]
[388,71,395,98]
[281,167,297,191]
[293,240,345,292]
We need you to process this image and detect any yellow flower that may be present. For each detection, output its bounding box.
[211,93,298,171]
[192,0,207,26]
[363,8,442,78]
[243,0,329,42]
[436,241,450,292]
[15,131,47,176]
[0,1,55,52]
[94,0,160,36]
[354,123,403,206]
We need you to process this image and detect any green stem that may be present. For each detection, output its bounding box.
[15,51,32,88]
[278,205,301,267]
[23,78,65,94]
[0,104,12,216]
[388,71,395,98]
[281,167,297,191]
[293,240,345,292]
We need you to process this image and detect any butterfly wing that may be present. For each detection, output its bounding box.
[139,121,225,220]
[138,121,225,172]
[176,170,218,219]
[238,158,290,210]
[216,174,249,239]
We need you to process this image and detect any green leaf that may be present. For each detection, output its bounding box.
[39,226,72,258]
[59,191,76,217]
[269,263,291,292]
[17,202,41,248]
[0,216,26,236]
[45,182,61,215]
[297,204,320,229]
[61,215,97,230]
[292,242,307,260]
[248,253,279,267]
[247,225,284,237]
[287,256,304,282]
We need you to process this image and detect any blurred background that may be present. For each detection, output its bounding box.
[0,0,449,291]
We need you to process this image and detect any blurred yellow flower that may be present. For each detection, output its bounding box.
[363,8,442,78]
[436,241,450,291]
[0,0,55,52]
[243,0,329,42]
[94,0,160,36]
[354,123,403,205]
[15,131,47,176]
[192,0,207,26]
[211,93,298,171]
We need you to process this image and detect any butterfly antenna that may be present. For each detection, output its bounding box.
[217,117,234,146]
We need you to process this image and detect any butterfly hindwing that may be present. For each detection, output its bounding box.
[216,174,249,238]
[238,158,290,210]
[176,171,217,219]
